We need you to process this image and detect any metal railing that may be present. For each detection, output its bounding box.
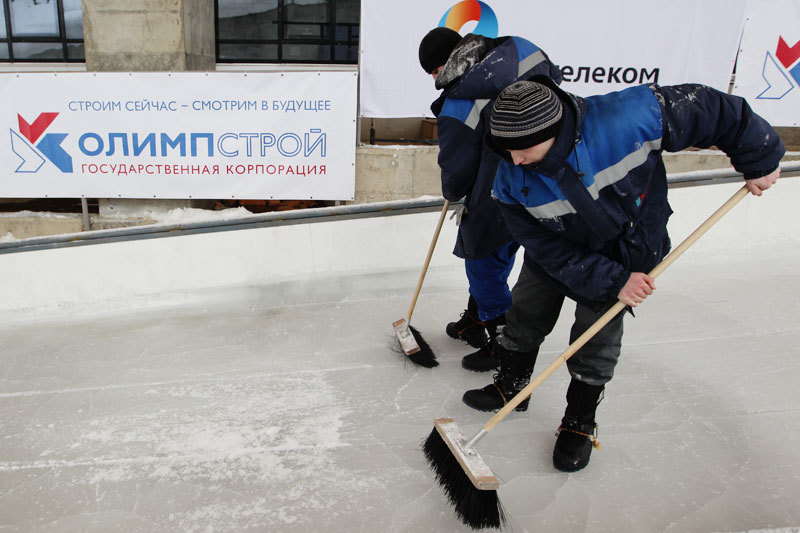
[1,160,798,255]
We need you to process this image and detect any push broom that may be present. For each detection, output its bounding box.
[423,185,752,529]
[393,200,450,368]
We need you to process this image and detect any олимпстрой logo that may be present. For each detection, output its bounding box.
[10,112,73,173]
[758,36,800,100]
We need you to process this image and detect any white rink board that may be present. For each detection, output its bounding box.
[0,179,797,318]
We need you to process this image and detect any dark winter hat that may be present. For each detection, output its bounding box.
[418,27,462,74]
[490,81,565,150]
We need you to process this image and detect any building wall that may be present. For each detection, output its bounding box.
[83,0,215,72]
[0,4,798,240]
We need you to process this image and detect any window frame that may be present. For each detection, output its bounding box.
[214,0,359,65]
[0,0,84,63]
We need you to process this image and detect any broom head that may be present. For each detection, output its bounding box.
[393,319,439,367]
[423,418,503,529]
[393,318,420,354]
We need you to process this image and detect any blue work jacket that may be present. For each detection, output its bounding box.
[432,35,562,258]
[492,79,785,307]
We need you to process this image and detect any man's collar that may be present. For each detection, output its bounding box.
[546,99,577,161]
[435,34,492,91]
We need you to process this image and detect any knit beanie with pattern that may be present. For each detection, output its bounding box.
[490,81,564,150]
[418,27,462,74]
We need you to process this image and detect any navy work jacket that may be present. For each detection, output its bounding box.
[492,79,785,307]
[432,36,562,259]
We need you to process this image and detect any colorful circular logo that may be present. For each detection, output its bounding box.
[438,0,498,38]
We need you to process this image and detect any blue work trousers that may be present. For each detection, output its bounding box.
[464,241,520,322]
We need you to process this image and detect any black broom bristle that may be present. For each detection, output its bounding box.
[422,427,505,530]
[407,325,439,368]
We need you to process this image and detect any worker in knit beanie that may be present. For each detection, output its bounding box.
[462,75,783,474]
[489,81,564,151]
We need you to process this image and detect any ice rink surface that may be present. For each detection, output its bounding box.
[1,181,799,532]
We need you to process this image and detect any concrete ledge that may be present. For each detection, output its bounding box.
[354,145,441,202]
[353,146,800,203]
[662,150,800,173]
[0,214,84,240]
[0,213,161,240]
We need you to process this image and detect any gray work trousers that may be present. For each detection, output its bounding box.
[498,263,625,386]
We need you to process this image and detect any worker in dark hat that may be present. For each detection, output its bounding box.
[417,27,562,371]
[463,77,783,472]
[418,27,462,81]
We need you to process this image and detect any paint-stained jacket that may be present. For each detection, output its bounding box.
[491,78,785,307]
[431,35,562,259]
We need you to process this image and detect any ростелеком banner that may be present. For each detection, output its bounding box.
[733,0,800,126]
[360,0,748,118]
[0,71,358,199]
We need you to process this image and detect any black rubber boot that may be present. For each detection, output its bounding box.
[461,340,499,372]
[553,379,605,472]
[460,315,506,372]
[445,295,488,348]
[462,344,538,412]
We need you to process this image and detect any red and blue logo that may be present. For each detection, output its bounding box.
[438,0,498,38]
[10,112,73,173]
[758,36,800,99]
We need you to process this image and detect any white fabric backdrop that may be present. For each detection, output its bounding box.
[733,0,800,126]
[360,0,749,117]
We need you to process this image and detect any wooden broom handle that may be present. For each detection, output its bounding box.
[484,185,750,431]
[407,200,451,321]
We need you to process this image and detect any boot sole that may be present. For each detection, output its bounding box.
[553,458,589,472]
[462,400,529,412]
[553,445,592,472]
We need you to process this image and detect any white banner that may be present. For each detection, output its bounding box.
[360,0,748,118]
[733,0,800,126]
[0,72,358,200]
